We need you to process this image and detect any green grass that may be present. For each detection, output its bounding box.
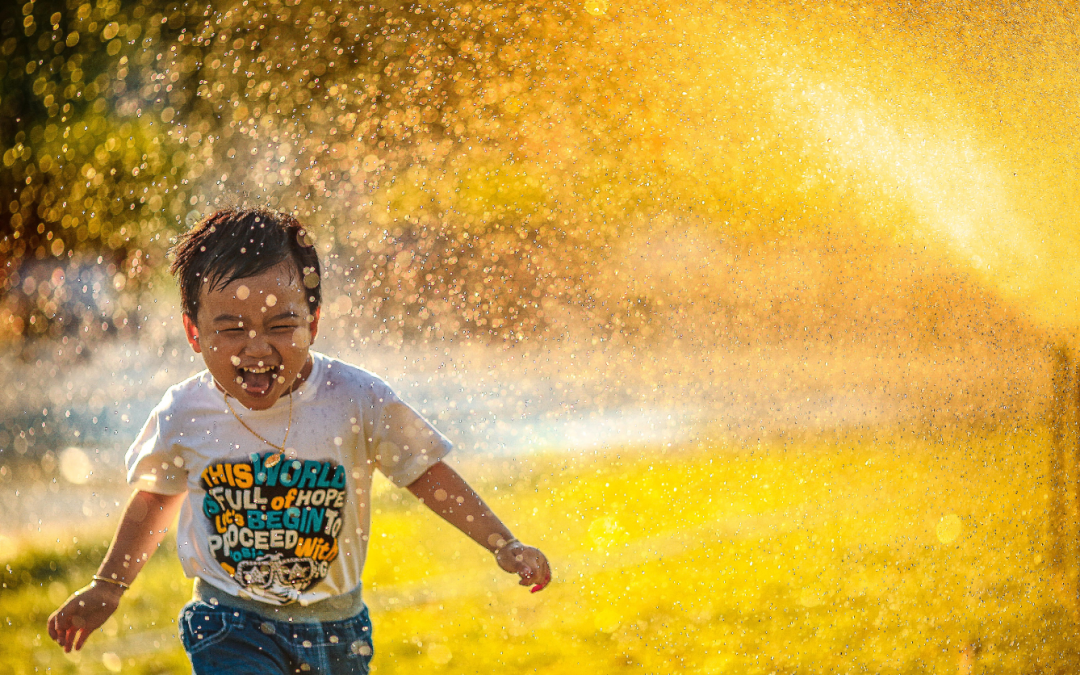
[4,426,1078,674]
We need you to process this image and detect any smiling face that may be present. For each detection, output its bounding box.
[183,262,319,411]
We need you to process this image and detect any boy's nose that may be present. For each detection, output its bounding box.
[244,331,273,356]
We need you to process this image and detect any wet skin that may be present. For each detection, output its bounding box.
[183,262,320,411]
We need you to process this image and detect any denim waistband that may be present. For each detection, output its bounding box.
[192,577,366,623]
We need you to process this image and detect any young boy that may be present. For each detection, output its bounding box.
[47,208,551,673]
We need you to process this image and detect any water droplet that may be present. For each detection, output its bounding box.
[936,514,962,543]
[350,641,372,656]
[584,0,609,15]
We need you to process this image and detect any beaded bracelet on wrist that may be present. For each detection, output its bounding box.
[92,575,130,591]
[493,536,520,556]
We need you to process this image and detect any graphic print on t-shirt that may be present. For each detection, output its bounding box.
[201,452,347,604]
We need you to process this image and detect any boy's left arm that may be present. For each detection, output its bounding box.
[407,461,552,592]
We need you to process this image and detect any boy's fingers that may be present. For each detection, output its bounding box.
[516,562,533,584]
[515,557,538,584]
[502,546,551,592]
[49,613,72,649]
[514,552,552,591]
[531,560,552,592]
[74,628,91,651]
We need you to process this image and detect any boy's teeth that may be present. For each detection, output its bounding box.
[242,365,278,373]
[239,366,277,395]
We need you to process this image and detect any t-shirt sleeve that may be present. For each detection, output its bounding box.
[368,381,452,487]
[126,390,190,495]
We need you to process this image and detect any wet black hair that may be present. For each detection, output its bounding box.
[169,208,321,319]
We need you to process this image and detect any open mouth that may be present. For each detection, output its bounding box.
[238,363,283,396]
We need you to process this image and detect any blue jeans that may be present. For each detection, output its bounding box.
[179,600,374,675]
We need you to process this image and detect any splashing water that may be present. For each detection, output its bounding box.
[0,0,1067,528]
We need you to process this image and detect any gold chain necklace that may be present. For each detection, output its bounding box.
[222,388,293,468]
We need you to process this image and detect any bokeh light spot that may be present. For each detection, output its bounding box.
[427,644,453,665]
[59,446,93,485]
[585,0,609,16]
[936,514,962,543]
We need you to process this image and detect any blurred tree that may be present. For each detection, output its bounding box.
[0,0,200,346]
[0,0,606,346]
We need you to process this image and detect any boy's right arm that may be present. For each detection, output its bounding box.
[47,489,186,652]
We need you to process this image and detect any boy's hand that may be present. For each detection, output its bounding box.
[496,542,552,593]
[45,489,183,652]
[47,580,124,652]
[406,462,552,592]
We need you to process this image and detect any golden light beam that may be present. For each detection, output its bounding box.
[612,1,1080,329]
[785,73,1041,300]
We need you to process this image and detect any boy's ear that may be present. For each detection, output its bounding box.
[182,314,203,354]
[309,308,320,340]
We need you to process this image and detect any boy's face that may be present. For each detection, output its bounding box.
[182,261,319,411]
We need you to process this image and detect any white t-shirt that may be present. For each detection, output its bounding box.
[126,352,451,607]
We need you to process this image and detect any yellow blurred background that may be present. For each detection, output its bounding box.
[4,0,1080,673]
